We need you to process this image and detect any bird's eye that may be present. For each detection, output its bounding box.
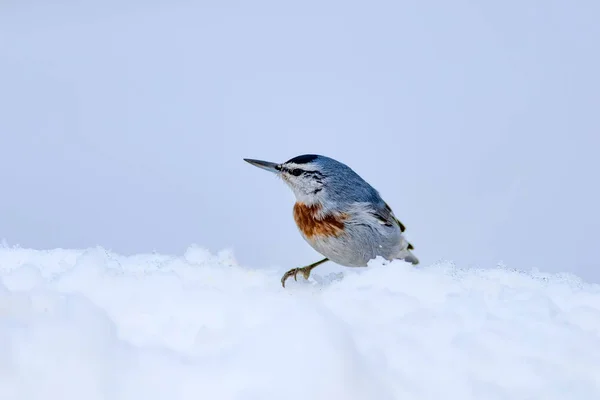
[290,168,303,176]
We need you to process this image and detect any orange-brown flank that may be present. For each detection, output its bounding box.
[293,202,348,239]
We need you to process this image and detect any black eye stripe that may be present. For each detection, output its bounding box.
[303,170,323,177]
[282,167,302,175]
[282,167,324,179]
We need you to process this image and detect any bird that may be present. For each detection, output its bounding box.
[243,154,419,287]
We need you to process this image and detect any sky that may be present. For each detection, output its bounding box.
[1,0,599,281]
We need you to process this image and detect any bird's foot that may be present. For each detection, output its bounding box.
[281,266,313,287]
[280,258,329,288]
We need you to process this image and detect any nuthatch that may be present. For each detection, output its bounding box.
[244,154,419,287]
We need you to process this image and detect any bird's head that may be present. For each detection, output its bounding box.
[244,154,338,205]
[244,153,380,208]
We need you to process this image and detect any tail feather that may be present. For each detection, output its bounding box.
[397,244,419,265]
[403,251,419,265]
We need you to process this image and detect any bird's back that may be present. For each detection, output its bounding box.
[311,156,385,208]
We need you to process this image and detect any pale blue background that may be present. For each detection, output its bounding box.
[1,1,599,281]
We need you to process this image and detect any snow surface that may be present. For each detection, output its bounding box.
[1,245,600,400]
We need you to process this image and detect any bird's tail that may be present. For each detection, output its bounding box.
[402,251,419,265]
[397,242,419,265]
[402,250,419,265]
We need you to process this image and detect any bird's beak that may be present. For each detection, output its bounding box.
[243,158,281,174]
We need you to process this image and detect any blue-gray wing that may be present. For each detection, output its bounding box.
[367,201,414,250]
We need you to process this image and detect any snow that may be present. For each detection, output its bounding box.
[1,245,600,400]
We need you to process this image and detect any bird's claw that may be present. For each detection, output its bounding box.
[281,267,311,288]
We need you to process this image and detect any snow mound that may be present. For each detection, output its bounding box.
[1,245,599,400]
